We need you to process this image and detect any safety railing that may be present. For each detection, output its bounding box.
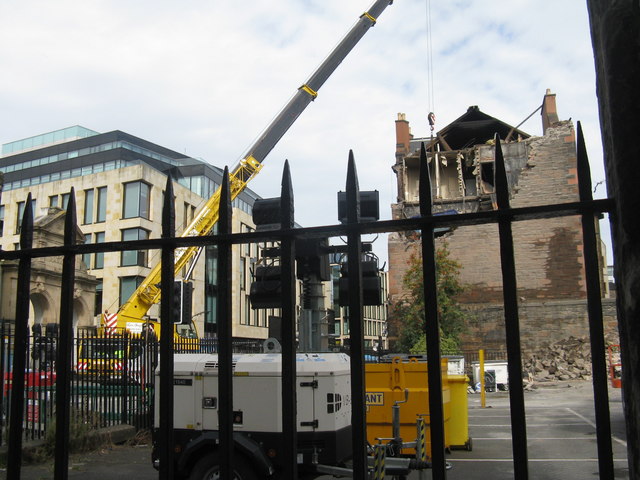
[0,127,616,479]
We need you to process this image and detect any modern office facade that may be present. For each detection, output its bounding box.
[0,126,272,339]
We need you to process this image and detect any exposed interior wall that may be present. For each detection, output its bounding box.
[388,105,610,357]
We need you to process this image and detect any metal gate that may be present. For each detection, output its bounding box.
[0,129,616,479]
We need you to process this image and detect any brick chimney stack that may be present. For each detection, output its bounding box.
[541,89,560,133]
[395,113,411,161]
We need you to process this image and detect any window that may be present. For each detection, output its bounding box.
[17,200,23,223]
[61,193,70,210]
[245,296,251,325]
[119,276,144,306]
[96,186,107,222]
[240,257,247,291]
[123,181,150,219]
[0,205,4,236]
[49,195,58,208]
[84,189,94,224]
[82,234,92,268]
[94,232,105,269]
[204,245,218,335]
[121,228,149,266]
[241,224,252,256]
[94,281,103,316]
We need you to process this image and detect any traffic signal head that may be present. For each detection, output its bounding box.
[249,265,282,309]
[338,257,382,306]
[172,281,182,323]
[181,281,193,324]
[295,238,330,281]
[337,190,380,224]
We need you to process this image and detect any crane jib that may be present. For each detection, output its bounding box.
[116,0,394,325]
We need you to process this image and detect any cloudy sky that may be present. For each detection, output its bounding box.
[0,0,609,264]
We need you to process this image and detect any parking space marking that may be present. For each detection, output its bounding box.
[448,458,628,462]
[469,423,589,427]
[566,407,627,447]
[471,437,601,440]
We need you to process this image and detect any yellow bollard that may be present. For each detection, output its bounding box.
[479,349,486,408]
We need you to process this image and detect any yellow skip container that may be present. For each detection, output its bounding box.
[365,357,451,457]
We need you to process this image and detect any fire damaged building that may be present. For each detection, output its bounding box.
[388,90,616,356]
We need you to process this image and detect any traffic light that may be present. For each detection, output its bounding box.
[172,281,182,323]
[171,281,193,324]
[296,237,330,281]
[252,197,290,231]
[338,255,382,306]
[249,265,282,309]
[181,281,193,325]
[337,190,380,224]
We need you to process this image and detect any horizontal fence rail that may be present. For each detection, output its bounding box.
[0,130,617,479]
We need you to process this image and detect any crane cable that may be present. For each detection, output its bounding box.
[425,0,436,138]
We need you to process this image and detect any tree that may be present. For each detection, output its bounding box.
[391,242,466,354]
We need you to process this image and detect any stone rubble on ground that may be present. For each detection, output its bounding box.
[522,336,600,385]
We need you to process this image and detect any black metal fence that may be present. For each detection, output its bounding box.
[0,325,267,446]
[0,129,616,479]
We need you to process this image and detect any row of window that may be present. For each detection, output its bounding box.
[2,159,132,192]
[1,140,184,177]
[3,161,254,226]
[0,181,153,237]
[1,126,99,156]
[333,318,386,337]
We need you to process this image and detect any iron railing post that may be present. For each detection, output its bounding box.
[6,193,34,480]
[577,122,615,479]
[495,137,529,479]
[345,151,368,479]
[159,176,176,480]
[54,188,78,480]
[419,143,447,478]
[280,160,298,480]
[218,167,235,479]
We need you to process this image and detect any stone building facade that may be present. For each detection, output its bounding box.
[0,207,99,330]
[388,92,613,356]
[0,126,270,339]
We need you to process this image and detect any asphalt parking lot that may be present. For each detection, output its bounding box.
[410,380,629,479]
[2,380,629,479]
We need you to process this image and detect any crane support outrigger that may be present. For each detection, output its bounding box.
[114,0,395,334]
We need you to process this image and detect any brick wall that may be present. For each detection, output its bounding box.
[387,119,613,350]
[460,298,619,357]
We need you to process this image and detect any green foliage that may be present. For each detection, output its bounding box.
[32,409,105,462]
[392,242,467,354]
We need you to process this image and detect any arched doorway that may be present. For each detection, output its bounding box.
[29,291,52,334]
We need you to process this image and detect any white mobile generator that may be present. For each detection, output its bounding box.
[152,352,353,479]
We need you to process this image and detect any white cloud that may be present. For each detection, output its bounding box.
[0,0,608,263]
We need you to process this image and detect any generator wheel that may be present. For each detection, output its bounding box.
[188,452,258,480]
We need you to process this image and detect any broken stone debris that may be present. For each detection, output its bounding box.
[522,336,617,384]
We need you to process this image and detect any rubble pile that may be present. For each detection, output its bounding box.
[523,336,593,382]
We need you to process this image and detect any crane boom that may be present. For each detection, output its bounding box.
[116,0,394,327]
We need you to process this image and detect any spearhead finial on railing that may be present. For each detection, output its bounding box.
[346,150,361,224]
[419,142,433,216]
[162,175,175,238]
[220,166,232,233]
[63,188,77,243]
[281,160,294,229]
[20,193,34,248]
[494,135,510,210]
[576,121,594,203]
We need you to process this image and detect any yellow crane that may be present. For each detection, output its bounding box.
[110,0,395,337]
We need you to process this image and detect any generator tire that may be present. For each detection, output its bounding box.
[188,452,258,480]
